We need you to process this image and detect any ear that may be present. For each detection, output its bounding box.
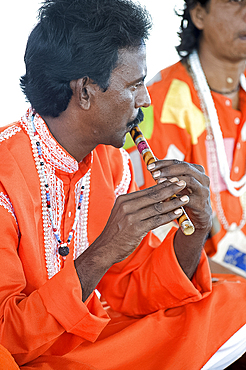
[70,77,97,110]
[189,3,207,31]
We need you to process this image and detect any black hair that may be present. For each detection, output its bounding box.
[175,0,210,58]
[20,0,152,117]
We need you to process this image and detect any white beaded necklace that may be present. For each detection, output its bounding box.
[189,50,246,231]
[27,111,91,278]
[189,50,246,197]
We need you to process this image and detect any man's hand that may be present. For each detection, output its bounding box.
[75,159,212,300]
[148,159,212,233]
[148,159,212,279]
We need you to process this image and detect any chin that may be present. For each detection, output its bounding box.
[115,135,126,148]
[115,141,125,149]
[107,139,124,149]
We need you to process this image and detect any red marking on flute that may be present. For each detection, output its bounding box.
[137,141,148,154]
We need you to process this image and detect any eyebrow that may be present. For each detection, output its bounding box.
[129,74,147,86]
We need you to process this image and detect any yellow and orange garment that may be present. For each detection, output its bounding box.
[0,109,246,369]
[125,61,246,266]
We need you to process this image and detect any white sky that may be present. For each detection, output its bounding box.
[0,0,183,126]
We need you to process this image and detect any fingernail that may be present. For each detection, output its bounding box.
[152,170,161,179]
[180,195,189,202]
[176,180,186,187]
[158,177,167,183]
[169,177,179,183]
[174,208,183,215]
[147,163,155,170]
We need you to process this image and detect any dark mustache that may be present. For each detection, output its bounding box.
[127,108,144,129]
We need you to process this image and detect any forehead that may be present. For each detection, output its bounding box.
[110,45,147,85]
[201,0,243,23]
[209,0,240,8]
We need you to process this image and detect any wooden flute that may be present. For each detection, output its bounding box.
[130,125,195,236]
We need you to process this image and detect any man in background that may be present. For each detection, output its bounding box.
[125,0,246,277]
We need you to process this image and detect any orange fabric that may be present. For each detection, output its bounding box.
[0,345,20,370]
[126,61,246,257]
[0,111,245,369]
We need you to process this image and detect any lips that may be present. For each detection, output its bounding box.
[127,122,137,132]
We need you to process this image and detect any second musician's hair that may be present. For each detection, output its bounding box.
[176,0,210,57]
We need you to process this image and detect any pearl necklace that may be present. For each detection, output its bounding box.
[189,50,246,197]
[189,50,246,231]
[27,111,91,276]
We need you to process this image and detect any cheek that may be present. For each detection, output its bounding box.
[115,95,134,116]
[102,90,135,124]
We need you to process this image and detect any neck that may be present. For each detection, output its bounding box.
[42,110,94,163]
[198,47,245,95]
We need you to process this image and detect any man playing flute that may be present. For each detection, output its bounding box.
[0,0,246,368]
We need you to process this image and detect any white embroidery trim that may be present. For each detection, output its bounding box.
[0,125,21,144]
[25,110,93,278]
[21,109,131,277]
[114,148,131,198]
[20,109,78,173]
[0,192,18,227]
[189,51,246,196]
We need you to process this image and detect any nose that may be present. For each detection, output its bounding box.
[135,85,151,108]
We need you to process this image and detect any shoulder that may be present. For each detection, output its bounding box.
[0,113,31,149]
[0,122,23,144]
[147,61,188,93]
[0,117,35,176]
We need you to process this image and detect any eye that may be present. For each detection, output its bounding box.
[132,81,144,90]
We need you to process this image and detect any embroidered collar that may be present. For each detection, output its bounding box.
[20,108,82,173]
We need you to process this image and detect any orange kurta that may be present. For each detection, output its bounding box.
[125,61,246,273]
[0,109,246,369]
[0,345,19,370]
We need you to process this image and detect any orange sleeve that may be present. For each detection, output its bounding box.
[0,344,20,370]
[0,199,110,364]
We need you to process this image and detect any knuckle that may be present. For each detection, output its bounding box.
[204,174,210,187]
[121,203,129,214]
[201,186,210,202]
[187,176,196,187]
[116,194,124,205]
[153,214,163,224]
[147,187,161,200]
[199,164,205,173]
[154,202,163,213]
[194,163,205,173]
[124,213,133,225]
[166,212,175,222]
[173,159,182,165]
[205,186,210,198]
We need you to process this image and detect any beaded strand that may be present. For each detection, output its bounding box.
[30,113,87,258]
[189,50,246,197]
[189,51,246,231]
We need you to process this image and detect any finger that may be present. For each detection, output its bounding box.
[139,208,184,233]
[148,160,206,184]
[152,163,209,189]
[179,173,210,193]
[115,179,187,212]
[131,193,190,221]
[190,162,205,174]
